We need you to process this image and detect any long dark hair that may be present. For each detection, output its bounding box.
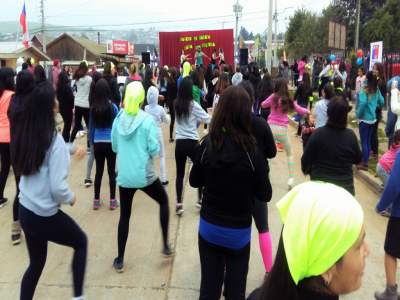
[273,78,294,113]
[327,96,348,129]
[302,72,312,98]
[89,71,103,107]
[323,84,336,100]
[191,70,200,87]
[204,64,213,84]
[196,66,205,90]
[215,73,231,94]
[26,57,33,67]
[338,61,346,74]
[0,67,15,97]
[175,77,193,123]
[228,64,234,76]
[160,67,169,87]
[14,82,56,176]
[57,71,70,91]
[91,79,113,128]
[301,55,308,62]
[72,61,88,81]
[15,70,34,96]
[103,61,113,77]
[33,65,46,85]
[362,71,378,96]
[258,73,274,100]
[374,62,387,87]
[202,85,256,153]
[142,68,156,108]
[168,67,177,86]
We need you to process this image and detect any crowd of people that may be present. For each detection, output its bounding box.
[0,50,399,300]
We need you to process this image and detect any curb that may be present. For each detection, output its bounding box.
[287,115,383,196]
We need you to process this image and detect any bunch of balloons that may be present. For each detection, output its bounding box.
[357,50,363,66]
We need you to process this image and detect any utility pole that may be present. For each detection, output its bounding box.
[354,0,360,51]
[273,0,277,67]
[40,0,47,73]
[233,0,242,52]
[218,20,228,29]
[266,0,273,70]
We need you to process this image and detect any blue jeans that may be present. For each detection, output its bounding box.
[359,122,375,163]
[253,97,259,115]
[312,76,319,90]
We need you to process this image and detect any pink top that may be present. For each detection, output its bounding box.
[0,90,14,143]
[355,75,366,94]
[298,61,306,77]
[261,94,308,127]
[128,75,141,80]
[379,143,400,173]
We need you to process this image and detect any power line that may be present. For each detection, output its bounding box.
[50,0,97,17]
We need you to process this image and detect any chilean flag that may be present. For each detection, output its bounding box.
[20,2,29,49]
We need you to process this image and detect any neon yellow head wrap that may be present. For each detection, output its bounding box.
[40,64,44,69]
[183,62,191,78]
[82,60,88,67]
[123,82,145,115]
[110,62,115,70]
[142,64,145,70]
[164,65,169,71]
[30,58,34,65]
[276,182,363,285]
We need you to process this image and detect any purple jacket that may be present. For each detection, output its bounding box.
[52,67,60,91]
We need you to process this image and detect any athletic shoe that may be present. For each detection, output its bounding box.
[169,138,174,143]
[203,129,209,134]
[162,181,169,187]
[374,284,398,300]
[0,198,9,208]
[12,234,21,245]
[110,199,120,210]
[287,178,294,189]
[176,205,184,215]
[187,157,192,163]
[113,257,124,273]
[93,199,101,210]
[294,133,300,138]
[195,199,202,209]
[276,144,284,152]
[84,178,93,187]
[162,247,175,258]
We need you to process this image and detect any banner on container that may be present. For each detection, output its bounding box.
[369,41,383,70]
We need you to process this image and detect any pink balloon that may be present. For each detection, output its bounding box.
[336,57,341,63]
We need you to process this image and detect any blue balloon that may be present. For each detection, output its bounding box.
[330,54,336,62]
[357,57,363,65]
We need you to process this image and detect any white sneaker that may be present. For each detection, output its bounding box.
[203,129,209,134]
[287,178,294,189]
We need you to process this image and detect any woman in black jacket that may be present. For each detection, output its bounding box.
[166,67,178,142]
[57,71,75,143]
[103,61,121,107]
[249,65,261,115]
[291,59,299,87]
[294,72,313,137]
[190,85,271,300]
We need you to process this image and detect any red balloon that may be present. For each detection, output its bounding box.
[331,61,336,66]
[357,50,363,58]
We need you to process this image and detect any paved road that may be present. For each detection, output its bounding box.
[0,120,396,299]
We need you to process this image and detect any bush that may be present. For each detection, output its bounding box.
[348,51,366,90]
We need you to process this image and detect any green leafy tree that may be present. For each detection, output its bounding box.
[239,26,249,40]
[285,9,308,48]
[249,31,254,40]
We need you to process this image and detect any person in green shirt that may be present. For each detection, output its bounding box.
[195,47,210,68]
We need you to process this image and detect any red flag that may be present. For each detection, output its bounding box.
[20,2,29,49]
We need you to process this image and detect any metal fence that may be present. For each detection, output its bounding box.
[383,51,400,79]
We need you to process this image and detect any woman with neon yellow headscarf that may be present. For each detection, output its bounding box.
[111,81,174,273]
[248,182,370,300]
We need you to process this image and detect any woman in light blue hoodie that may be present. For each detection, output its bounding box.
[111,81,173,274]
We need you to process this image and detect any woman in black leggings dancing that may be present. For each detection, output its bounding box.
[14,82,87,300]
[111,81,174,273]
[166,67,178,142]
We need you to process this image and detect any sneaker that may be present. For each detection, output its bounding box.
[12,234,21,245]
[203,129,209,134]
[287,178,294,189]
[0,198,9,208]
[162,181,169,187]
[110,199,120,210]
[113,257,124,273]
[93,199,101,210]
[84,178,93,187]
[374,284,398,300]
[176,205,184,215]
[294,133,299,138]
[169,138,174,143]
[162,247,175,258]
[87,147,91,154]
[187,157,192,163]
[195,199,202,209]
[276,143,284,152]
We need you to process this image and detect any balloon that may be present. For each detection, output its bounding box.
[331,61,336,66]
[336,57,341,63]
[357,50,363,58]
[330,54,335,61]
[357,57,363,65]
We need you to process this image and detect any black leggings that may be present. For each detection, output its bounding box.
[0,142,10,199]
[60,107,73,143]
[371,112,382,155]
[200,98,208,130]
[19,204,87,299]
[118,180,169,259]
[167,101,175,139]
[13,173,20,221]
[94,143,116,200]
[198,233,250,300]
[70,106,90,144]
[160,91,168,108]
[175,139,203,203]
[252,198,269,233]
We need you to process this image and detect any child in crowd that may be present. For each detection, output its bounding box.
[301,113,316,151]
[354,66,366,123]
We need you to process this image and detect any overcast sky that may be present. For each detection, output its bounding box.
[1,0,332,37]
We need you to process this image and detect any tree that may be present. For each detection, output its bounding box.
[239,26,249,40]
[285,9,308,48]
[249,31,254,40]
[80,32,89,39]
[363,0,400,50]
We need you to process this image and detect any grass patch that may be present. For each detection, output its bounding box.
[380,119,387,125]
[348,116,359,128]
[289,111,297,118]
[368,158,378,177]
[378,128,386,138]
[378,149,385,155]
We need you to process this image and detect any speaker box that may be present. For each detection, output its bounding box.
[142,52,151,65]
[240,48,248,65]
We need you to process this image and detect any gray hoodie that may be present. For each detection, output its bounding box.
[232,72,243,86]
[144,86,170,130]
[74,75,92,108]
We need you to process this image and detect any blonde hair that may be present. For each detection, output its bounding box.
[129,64,137,76]
[345,58,351,64]
[191,65,196,71]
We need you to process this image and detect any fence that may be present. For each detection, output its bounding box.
[383,51,400,79]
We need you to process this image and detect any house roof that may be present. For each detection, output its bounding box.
[46,33,106,59]
[31,34,56,46]
[0,42,51,61]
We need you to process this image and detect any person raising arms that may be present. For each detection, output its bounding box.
[180,49,192,68]
[195,46,211,68]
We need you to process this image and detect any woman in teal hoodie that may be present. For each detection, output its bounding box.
[111,81,173,273]
[356,71,384,171]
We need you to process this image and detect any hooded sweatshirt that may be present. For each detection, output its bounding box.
[52,66,61,91]
[231,72,243,86]
[145,86,170,130]
[15,57,23,75]
[74,75,92,108]
[111,82,160,188]
[121,75,142,102]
